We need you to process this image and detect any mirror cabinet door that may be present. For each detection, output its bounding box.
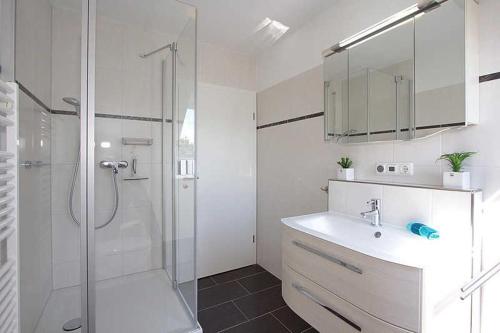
[324,51,348,141]
[348,18,414,143]
[324,0,473,144]
[415,0,466,138]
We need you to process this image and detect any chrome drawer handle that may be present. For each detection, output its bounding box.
[292,240,362,275]
[292,283,362,332]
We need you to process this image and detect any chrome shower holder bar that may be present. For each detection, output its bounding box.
[139,42,175,58]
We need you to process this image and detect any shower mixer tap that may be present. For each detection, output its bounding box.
[100,160,129,173]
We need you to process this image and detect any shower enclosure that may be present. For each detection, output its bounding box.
[17,0,198,332]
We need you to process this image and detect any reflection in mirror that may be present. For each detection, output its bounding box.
[324,51,348,141]
[348,18,414,142]
[415,0,465,138]
[323,0,478,144]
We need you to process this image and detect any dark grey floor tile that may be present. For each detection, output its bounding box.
[272,306,310,333]
[198,302,246,333]
[212,265,265,284]
[199,281,249,310]
[198,277,216,290]
[302,327,319,333]
[239,271,281,293]
[223,314,289,333]
[233,286,286,319]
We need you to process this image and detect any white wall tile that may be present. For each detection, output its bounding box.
[51,6,81,111]
[52,213,80,264]
[53,261,80,289]
[121,207,153,252]
[122,70,152,117]
[95,117,123,162]
[479,0,500,75]
[121,164,152,209]
[381,186,432,227]
[122,250,153,276]
[331,181,383,218]
[94,164,122,212]
[393,134,442,165]
[96,254,122,281]
[96,15,125,70]
[95,209,122,256]
[96,67,124,115]
[51,114,79,165]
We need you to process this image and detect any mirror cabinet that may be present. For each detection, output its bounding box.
[323,0,478,143]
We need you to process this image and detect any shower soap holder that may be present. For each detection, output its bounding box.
[122,176,149,181]
[122,137,153,146]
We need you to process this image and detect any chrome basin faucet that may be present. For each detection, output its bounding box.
[361,199,381,227]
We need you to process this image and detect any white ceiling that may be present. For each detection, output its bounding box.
[182,0,336,54]
[50,0,336,55]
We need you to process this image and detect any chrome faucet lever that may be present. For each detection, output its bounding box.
[361,199,381,227]
[100,160,128,173]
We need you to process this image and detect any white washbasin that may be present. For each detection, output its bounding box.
[282,211,448,268]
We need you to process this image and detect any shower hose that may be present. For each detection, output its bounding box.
[68,140,119,230]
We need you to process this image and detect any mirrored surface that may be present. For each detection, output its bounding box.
[324,0,468,143]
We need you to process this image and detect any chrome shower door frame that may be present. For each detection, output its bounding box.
[80,0,96,332]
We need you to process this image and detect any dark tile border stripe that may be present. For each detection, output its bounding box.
[17,80,51,112]
[51,110,170,122]
[480,72,500,83]
[327,122,468,137]
[257,71,500,131]
[257,112,324,130]
[18,80,171,123]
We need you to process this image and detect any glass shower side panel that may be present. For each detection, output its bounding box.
[16,1,83,332]
[174,11,197,319]
[91,0,198,332]
[18,93,52,333]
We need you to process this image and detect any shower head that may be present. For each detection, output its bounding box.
[63,97,80,107]
[62,97,81,117]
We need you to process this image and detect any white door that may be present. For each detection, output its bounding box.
[197,83,256,277]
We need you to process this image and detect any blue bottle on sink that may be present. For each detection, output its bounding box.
[407,222,440,240]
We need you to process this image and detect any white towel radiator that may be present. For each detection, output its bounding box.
[0,79,19,333]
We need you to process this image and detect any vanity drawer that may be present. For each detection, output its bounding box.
[282,226,421,332]
[283,265,415,333]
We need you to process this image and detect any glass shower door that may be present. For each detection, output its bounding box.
[172,15,197,317]
[87,0,198,332]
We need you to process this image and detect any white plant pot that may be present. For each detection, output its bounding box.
[443,171,470,189]
[337,168,355,181]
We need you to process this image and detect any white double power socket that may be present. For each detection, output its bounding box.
[376,162,414,176]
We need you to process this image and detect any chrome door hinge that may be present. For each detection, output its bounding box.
[252,112,255,121]
[252,235,255,243]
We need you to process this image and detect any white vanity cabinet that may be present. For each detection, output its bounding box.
[281,180,482,333]
[283,227,421,331]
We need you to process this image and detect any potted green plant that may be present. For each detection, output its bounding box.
[337,157,354,181]
[437,152,476,189]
